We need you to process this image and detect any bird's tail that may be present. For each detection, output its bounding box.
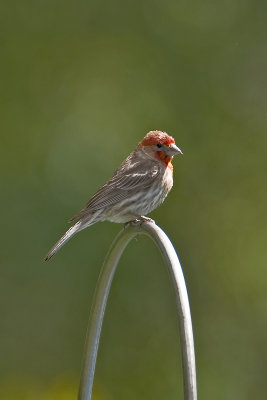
[45,221,82,261]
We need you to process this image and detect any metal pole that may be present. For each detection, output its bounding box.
[78,221,197,400]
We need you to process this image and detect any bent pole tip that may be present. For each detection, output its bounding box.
[78,221,197,400]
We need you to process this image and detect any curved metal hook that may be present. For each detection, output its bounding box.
[78,222,197,400]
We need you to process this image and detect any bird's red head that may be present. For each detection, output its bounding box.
[139,130,175,147]
[139,130,182,167]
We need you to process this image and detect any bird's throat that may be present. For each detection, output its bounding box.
[156,151,173,171]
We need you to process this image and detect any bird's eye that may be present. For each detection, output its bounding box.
[157,143,162,148]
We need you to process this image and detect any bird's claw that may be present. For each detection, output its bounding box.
[139,216,155,224]
[124,216,155,228]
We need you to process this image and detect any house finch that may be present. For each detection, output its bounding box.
[45,130,182,260]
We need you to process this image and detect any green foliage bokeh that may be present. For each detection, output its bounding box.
[1,1,266,399]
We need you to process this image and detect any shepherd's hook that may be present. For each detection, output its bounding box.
[78,221,197,400]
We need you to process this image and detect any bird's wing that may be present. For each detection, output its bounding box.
[70,162,159,220]
[86,164,159,210]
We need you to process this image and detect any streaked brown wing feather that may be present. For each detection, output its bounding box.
[87,165,159,210]
[70,157,159,221]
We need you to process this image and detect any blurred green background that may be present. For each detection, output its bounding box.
[1,0,266,399]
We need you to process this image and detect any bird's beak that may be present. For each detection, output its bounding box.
[168,143,183,155]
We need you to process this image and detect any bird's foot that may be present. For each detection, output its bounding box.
[139,216,155,224]
[124,216,155,228]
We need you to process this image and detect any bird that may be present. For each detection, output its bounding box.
[45,130,182,260]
